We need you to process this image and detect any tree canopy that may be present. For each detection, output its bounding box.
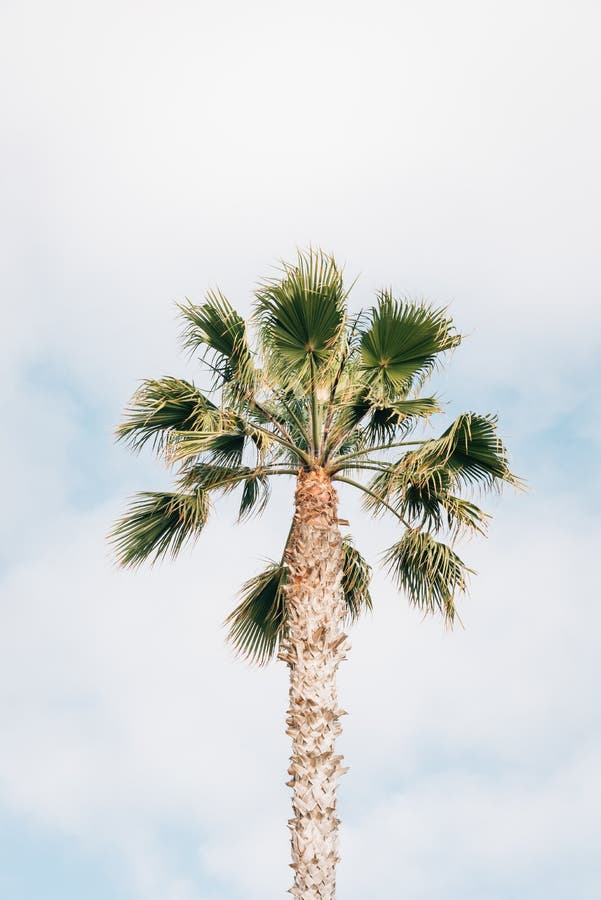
[111,249,520,663]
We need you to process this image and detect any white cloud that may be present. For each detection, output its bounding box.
[339,749,601,898]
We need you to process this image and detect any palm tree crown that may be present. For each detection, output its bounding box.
[112,249,520,663]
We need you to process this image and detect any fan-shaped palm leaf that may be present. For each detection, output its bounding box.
[360,292,460,400]
[403,412,520,492]
[167,414,278,466]
[179,290,255,391]
[226,562,287,666]
[238,471,271,521]
[116,378,218,453]
[255,248,347,385]
[111,489,209,567]
[401,481,488,535]
[341,536,373,621]
[383,529,472,623]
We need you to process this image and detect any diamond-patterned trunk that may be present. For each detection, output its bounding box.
[279,467,349,899]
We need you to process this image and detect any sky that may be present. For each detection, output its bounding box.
[1,0,600,897]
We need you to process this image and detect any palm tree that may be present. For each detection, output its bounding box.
[111,249,519,899]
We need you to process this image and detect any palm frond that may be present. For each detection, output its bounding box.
[116,378,218,453]
[111,490,209,568]
[383,529,472,624]
[226,562,287,666]
[341,536,372,621]
[359,412,519,521]
[359,292,460,400]
[226,535,372,665]
[404,413,521,493]
[177,463,288,524]
[324,374,440,462]
[178,462,253,492]
[178,291,254,391]
[238,471,271,521]
[166,411,275,466]
[439,494,489,535]
[323,385,371,457]
[401,481,488,535]
[400,478,447,530]
[353,467,403,518]
[255,248,347,386]
[358,455,489,536]
[200,430,246,467]
[362,396,442,444]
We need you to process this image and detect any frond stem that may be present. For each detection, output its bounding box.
[309,355,320,458]
[274,391,313,449]
[265,391,313,450]
[332,475,412,528]
[319,314,361,462]
[240,419,312,467]
[328,460,394,475]
[181,465,299,492]
[250,397,299,450]
[330,440,425,468]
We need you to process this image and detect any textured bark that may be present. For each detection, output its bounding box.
[279,467,350,899]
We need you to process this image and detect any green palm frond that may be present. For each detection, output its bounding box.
[396,476,448,529]
[359,464,487,535]
[116,378,218,453]
[226,562,287,666]
[166,428,240,464]
[359,292,460,400]
[362,396,442,444]
[255,248,347,385]
[178,290,255,391]
[383,529,472,624]
[178,462,253,492]
[341,536,372,621]
[401,481,488,535]
[347,467,401,519]
[439,494,489,535]
[359,412,519,519]
[111,489,209,568]
[166,412,275,466]
[323,385,371,457]
[178,462,291,519]
[404,413,521,493]
[238,471,271,521]
[227,536,372,665]
[199,430,246,467]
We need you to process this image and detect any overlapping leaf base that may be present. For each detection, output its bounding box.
[279,469,349,899]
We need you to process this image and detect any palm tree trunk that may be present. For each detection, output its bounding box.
[279,467,349,899]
